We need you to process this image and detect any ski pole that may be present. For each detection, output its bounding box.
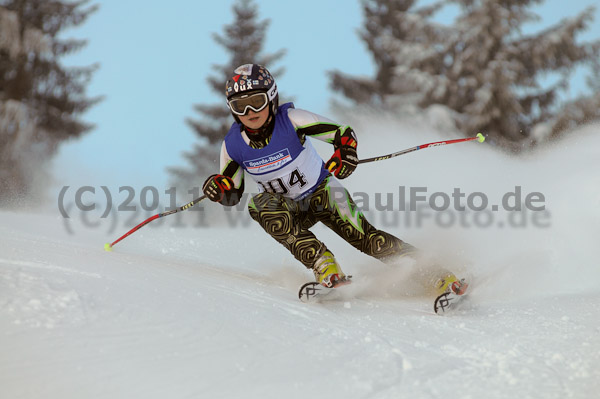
[358,132,485,164]
[104,195,207,251]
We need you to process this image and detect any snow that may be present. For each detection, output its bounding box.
[2,119,600,398]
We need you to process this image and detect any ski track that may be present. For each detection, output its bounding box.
[2,123,600,398]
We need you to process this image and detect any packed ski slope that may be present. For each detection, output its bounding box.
[1,118,599,399]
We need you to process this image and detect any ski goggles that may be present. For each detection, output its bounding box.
[227,92,269,116]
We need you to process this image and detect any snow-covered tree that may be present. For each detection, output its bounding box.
[329,0,447,109]
[332,0,600,148]
[542,59,600,141]
[168,0,285,188]
[0,0,99,206]
[419,0,600,146]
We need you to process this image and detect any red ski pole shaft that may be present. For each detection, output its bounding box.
[104,195,207,251]
[358,133,486,164]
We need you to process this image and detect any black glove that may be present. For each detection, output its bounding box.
[325,128,358,179]
[202,174,235,203]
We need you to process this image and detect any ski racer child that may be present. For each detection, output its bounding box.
[202,64,466,296]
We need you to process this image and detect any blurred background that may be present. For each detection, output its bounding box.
[1,0,599,208]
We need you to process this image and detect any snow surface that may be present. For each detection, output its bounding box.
[2,118,599,399]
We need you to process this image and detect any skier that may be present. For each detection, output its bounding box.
[202,64,466,297]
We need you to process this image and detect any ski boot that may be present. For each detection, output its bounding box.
[433,273,469,313]
[435,273,468,296]
[312,250,350,288]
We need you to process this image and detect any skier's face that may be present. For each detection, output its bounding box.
[238,106,269,130]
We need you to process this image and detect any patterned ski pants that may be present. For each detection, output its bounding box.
[248,175,416,269]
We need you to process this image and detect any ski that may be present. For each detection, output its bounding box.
[298,275,468,312]
[434,286,469,314]
[298,276,352,303]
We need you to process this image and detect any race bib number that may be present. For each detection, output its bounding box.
[257,168,308,195]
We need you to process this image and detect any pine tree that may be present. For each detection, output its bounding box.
[0,0,99,206]
[329,0,447,109]
[419,0,600,146]
[332,0,600,148]
[543,58,600,141]
[168,0,285,189]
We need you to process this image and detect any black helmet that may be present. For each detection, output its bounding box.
[225,64,279,123]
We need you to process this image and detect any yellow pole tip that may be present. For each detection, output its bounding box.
[476,133,486,143]
[104,243,113,252]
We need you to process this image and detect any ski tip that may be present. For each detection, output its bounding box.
[298,282,322,303]
[476,132,486,143]
[434,292,452,314]
[104,243,113,252]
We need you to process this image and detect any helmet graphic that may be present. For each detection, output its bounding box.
[225,64,279,122]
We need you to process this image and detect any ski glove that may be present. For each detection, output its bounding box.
[202,174,235,203]
[325,127,358,179]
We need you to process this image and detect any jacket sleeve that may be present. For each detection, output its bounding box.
[287,108,357,148]
[218,142,245,206]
